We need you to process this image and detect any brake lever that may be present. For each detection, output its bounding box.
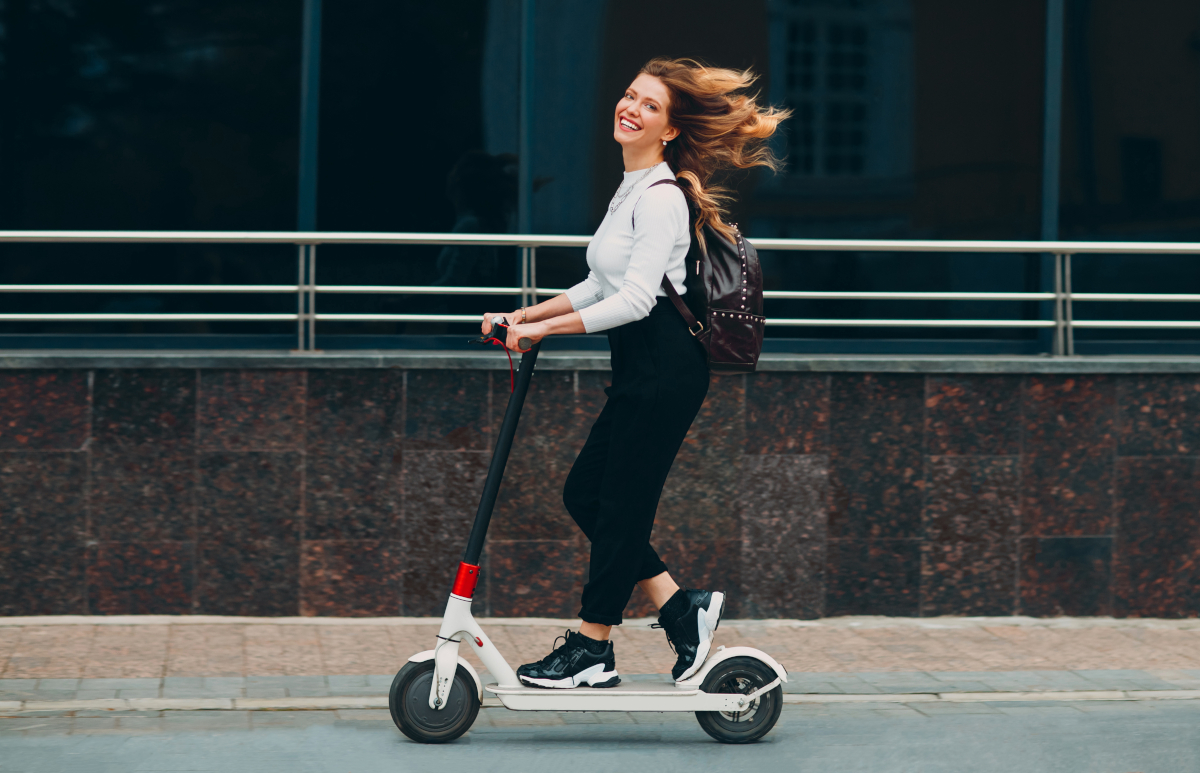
[469,319,532,350]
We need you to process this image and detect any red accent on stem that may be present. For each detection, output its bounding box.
[487,338,514,391]
[451,562,481,599]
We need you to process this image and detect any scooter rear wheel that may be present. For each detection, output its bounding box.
[389,660,479,743]
[695,656,783,744]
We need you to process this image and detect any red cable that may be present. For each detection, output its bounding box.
[488,338,515,392]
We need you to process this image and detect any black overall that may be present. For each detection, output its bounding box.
[562,301,710,626]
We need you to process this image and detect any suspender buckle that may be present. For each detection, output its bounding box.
[688,320,704,336]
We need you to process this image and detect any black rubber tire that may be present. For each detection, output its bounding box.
[695,656,783,744]
[389,660,480,744]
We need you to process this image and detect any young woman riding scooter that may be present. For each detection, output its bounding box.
[481,57,788,690]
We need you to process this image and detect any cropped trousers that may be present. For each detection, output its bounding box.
[563,301,710,626]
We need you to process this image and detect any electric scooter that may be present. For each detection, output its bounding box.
[388,319,788,744]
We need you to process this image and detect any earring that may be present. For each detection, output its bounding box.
[662,139,668,146]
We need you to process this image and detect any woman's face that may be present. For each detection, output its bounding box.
[614,73,678,150]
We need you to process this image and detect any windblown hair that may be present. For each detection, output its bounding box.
[640,57,790,250]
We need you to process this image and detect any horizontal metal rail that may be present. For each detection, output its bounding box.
[2,230,1200,254]
[1,231,1197,355]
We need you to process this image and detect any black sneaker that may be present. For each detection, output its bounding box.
[516,630,621,689]
[653,589,726,682]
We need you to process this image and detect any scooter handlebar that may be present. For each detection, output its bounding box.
[476,317,533,350]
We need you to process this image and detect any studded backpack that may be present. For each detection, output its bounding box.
[636,178,765,375]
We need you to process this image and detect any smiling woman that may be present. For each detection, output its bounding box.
[478,58,788,692]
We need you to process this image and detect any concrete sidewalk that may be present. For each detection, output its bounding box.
[3,615,1200,712]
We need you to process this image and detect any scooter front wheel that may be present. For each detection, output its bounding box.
[695,656,783,744]
[389,660,480,743]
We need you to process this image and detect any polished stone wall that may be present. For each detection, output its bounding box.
[1,367,1197,618]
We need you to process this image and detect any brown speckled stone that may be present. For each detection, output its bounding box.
[746,373,829,455]
[1021,376,1116,536]
[93,370,195,450]
[923,457,1019,543]
[1113,457,1200,617]
[657,375,744,540]
[920,540,1016,616]
[299,540,399,617]
[405,370,489,451]
[90,450,196,542]
[487,540,583,618]
[1117,375,1200,456]
[828,374,924,540]
[196,539,299,616]
[197,452,301,543]
[0,371,89,450]
[87,541,195,615]
[739,454,827,619]
[926,375,1020,456]
[401,451,489,616]
[1018,536,1112,616]
[825,539,921,616]
[198,370,305,451]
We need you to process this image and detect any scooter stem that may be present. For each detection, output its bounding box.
[462,341,541,566]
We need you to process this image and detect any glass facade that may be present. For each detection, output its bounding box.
[0,0,1196,351]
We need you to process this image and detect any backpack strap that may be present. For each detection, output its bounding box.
[630,179,704,336]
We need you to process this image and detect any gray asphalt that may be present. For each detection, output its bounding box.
[3,701,1200,772]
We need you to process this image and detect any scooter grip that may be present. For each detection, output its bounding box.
[518,337,533,350]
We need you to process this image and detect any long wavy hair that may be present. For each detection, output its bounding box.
[640,57,790,250]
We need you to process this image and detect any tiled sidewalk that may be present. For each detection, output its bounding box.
[3,615,1200,682]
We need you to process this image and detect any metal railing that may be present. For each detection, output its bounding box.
[1,231,1198,355]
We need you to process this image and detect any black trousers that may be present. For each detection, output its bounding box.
[563,301,710,626]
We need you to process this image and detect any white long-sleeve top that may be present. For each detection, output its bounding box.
[564,163,690,333]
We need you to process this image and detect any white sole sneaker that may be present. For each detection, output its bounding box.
[675,591,725,683]
[518,662,621,689]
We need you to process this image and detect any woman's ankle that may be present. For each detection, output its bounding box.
[579,621,613,641]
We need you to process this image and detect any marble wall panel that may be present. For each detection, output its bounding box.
[487,540,584,618]
[0,370,89,450]
[197,452,301,543]
[405,370,489,451]
[306,370,403,449]
[196,540,299,616]
[87,541,195,615]
[923,457,1020,543]
[299,540,400,617]
[925,375,1021,456]
[491,370,598,541]
[657,375,745,540]
[1113,457,1200,617]
[401,451,489,616]
[828,374,925,540]
[920,540,1017,616]
[92,370,195,450]
[1021,376,1116,536]
[825,539,921,616]
[197,370,305,451]
[745,373,829,455]
[0,451,87,542]
[1018,536,1112,616]
[90,450,196,542]
[620,538,743,619]
[739,454,828,619]
[1117,375,1200,456]
[0,540,85,615]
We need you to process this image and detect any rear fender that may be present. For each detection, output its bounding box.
[676,646,788,689]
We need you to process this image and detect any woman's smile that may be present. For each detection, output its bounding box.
[618,116,641,132]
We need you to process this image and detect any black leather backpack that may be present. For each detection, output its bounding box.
[637,178,765,375]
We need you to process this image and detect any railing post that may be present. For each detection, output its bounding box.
[295,245,307,351]
[1064,253,1074,356]
[529,246,537,304]
[1053,253,1065,356]
[307,245,318,351]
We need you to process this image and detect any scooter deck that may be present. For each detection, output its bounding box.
[486,679,749,713]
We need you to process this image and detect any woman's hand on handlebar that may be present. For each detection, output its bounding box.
[481,311,519,337]
[505,321,546,353]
